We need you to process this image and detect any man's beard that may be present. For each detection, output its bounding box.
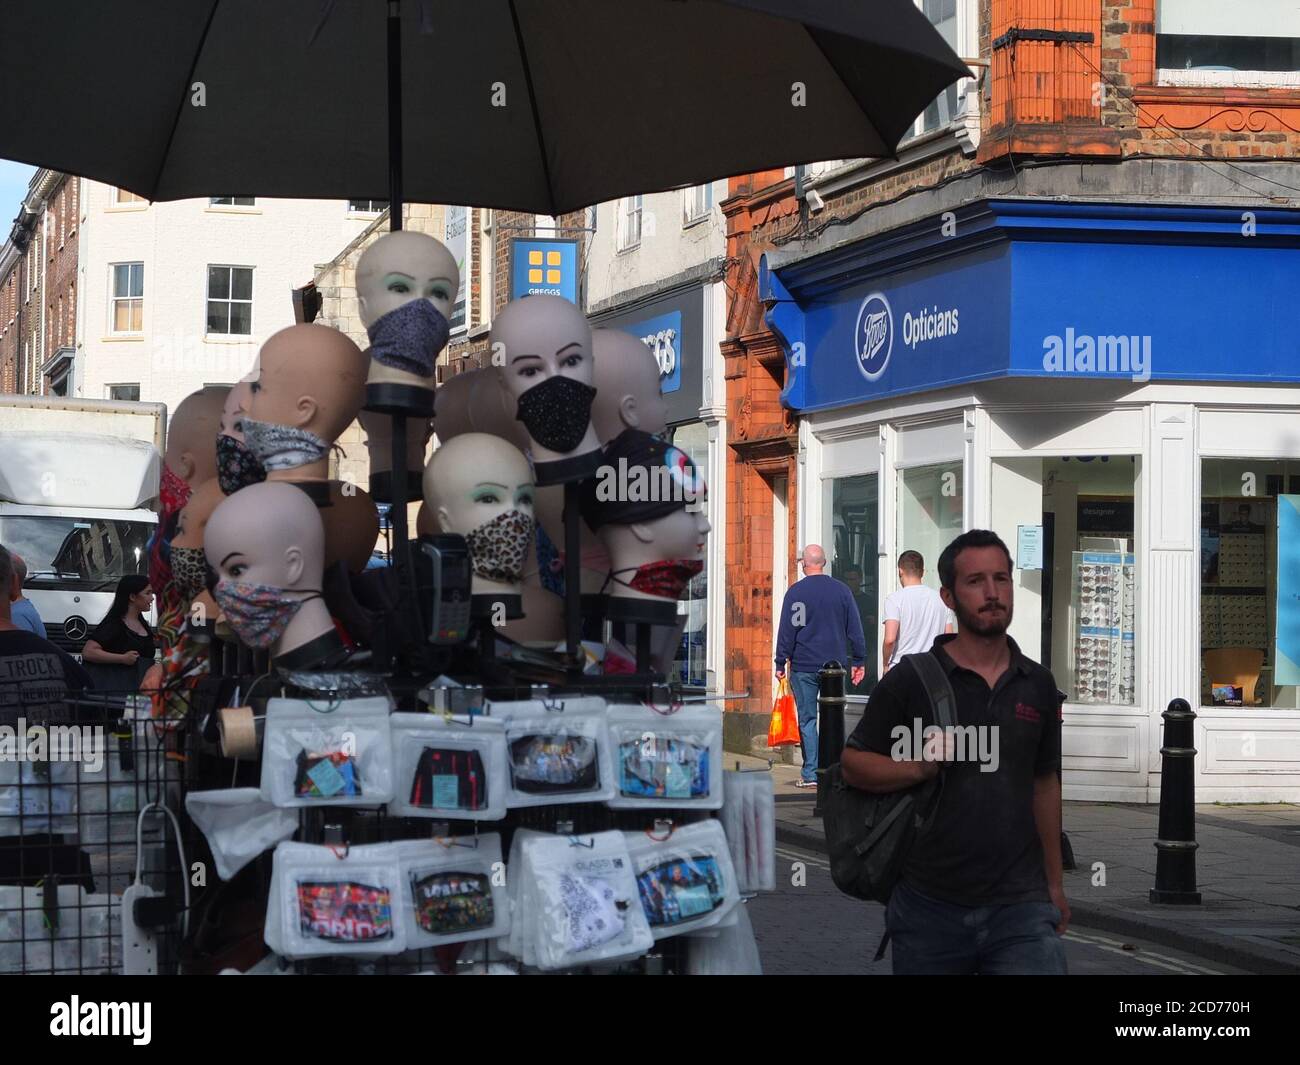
[953,597,1012,636]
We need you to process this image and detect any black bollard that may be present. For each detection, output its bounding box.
[1150,698,1201,904]
[814,661,846,817]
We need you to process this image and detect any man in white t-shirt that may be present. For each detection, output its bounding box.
[881,550,954,672]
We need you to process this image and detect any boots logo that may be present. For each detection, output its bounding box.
[854,292,893,381]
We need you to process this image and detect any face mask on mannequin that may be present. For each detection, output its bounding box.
[216,432,267,494]
[516,376,599,453]
[605,558,704,600]
[366,298,450,379]
[213,581,324,649]
[466,508,535,585]
[170,545,211,601]
[160,464,193,514]
[240,419,332,473]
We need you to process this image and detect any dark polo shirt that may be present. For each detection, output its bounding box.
[847,634,1062,907]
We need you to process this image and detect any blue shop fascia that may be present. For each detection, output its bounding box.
[762,197,1300,803]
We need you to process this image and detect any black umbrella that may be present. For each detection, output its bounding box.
[0,0,968,217]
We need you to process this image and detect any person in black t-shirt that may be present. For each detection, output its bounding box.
[83,575,157,692]
[841,529,1067,975]
[0,544,97,888]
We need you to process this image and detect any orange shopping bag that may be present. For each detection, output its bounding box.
[767,676,801,747]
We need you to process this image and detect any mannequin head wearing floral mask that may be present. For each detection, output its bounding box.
[581,430,710,603]
[242,324,367,483]
[216,373,266,494]
[423,433,535,596]
[590,328,669,445]
[357,230,458,384]
[204,481,334,655]
[491,295,601,464]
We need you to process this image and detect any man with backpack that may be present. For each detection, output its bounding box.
[839,529,1068,975]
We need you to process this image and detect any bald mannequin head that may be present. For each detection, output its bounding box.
[356,230,459,330]
[165,386,230,485]
[590,328,668,443]
[247,324,368,444]
[173,479,226,550]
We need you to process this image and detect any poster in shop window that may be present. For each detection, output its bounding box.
[1275,496,1300,686]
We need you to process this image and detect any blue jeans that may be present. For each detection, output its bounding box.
[789,671,822,783]
[886,879,1068,975]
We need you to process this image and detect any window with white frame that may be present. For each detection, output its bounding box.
[108,383,140,401]
[210,196,255,207]
[206,265,253,335]
[682,183,712,225]
[1157,0,1300,87]
[915,0,961,136]
[348,199,388,214]
[110,262,143,333]
[617,195,643,251]
[114,188,146,205]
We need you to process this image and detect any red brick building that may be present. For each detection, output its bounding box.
[720,0,1300,747]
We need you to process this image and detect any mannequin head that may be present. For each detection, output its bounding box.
[204,481,334,656]
[423,433,535,595]
[358,408,431,501]
[357,231,459,389]
[491,295,601,462]
[165,386,230,487]
[590,328,668,443]
[215,376,267,494]
[243,324,367,482]
[431,369,475,442]
[171,477,225,618]
[581,430,710,603]
[320,482,381,573]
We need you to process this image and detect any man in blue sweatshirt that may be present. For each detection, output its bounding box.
[774,544,867,788]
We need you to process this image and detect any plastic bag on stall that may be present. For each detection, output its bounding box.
[260,696,393,808]
[395,834,509,950]
[722,770,776,894]
[387,713,508,821]
[508,831,652,971]
[185,788,299,881]
[606,702,723,810]
[491,697,614,808]
[501,828,547,968]
[265,841,406,959]
[623,820,739,940]
[686,900,763,975]
[0,885,122,974]
[0,759,78,838]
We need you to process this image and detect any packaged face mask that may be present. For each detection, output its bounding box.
[494,698,615,808]
[624,820,739,940]
[511,830,652,971]
[185,788,298,881]
[606,702,724,810]
[388,713,507,822]
[395,835,509,950]
[261,696,394,809]
[686,899,763,976]
[722,771,775,894]
[266,841,406,959]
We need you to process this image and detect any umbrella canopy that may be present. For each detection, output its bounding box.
[0,0,968,215]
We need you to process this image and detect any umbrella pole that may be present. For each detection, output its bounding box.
[385,0,418,650]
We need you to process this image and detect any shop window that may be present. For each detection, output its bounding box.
[209,196,255,207]
[113,188,145,205]
[1036,457,1139,706]
[617,195,643,251]
[670,421,709,688]
[1200,459,1300,710]
[348,199,388,214]
[1157,0,1300,87]
[898,462,963,595]
[108,383,140,401]
[110,262,143,333]
[828,473,879,697]
[682,184,712,226]
[206,265,253,335]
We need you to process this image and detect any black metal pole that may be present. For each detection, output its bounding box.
[390,413,418,640]
[562,480,581,663]
[814,660,846,816]
[387,0,403,232]
[1150,698,1201,904]
[635,623,651,674]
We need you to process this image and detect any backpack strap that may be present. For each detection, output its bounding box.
[904,651,959,730]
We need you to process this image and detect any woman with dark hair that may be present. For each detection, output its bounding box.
[82,575,157,689]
